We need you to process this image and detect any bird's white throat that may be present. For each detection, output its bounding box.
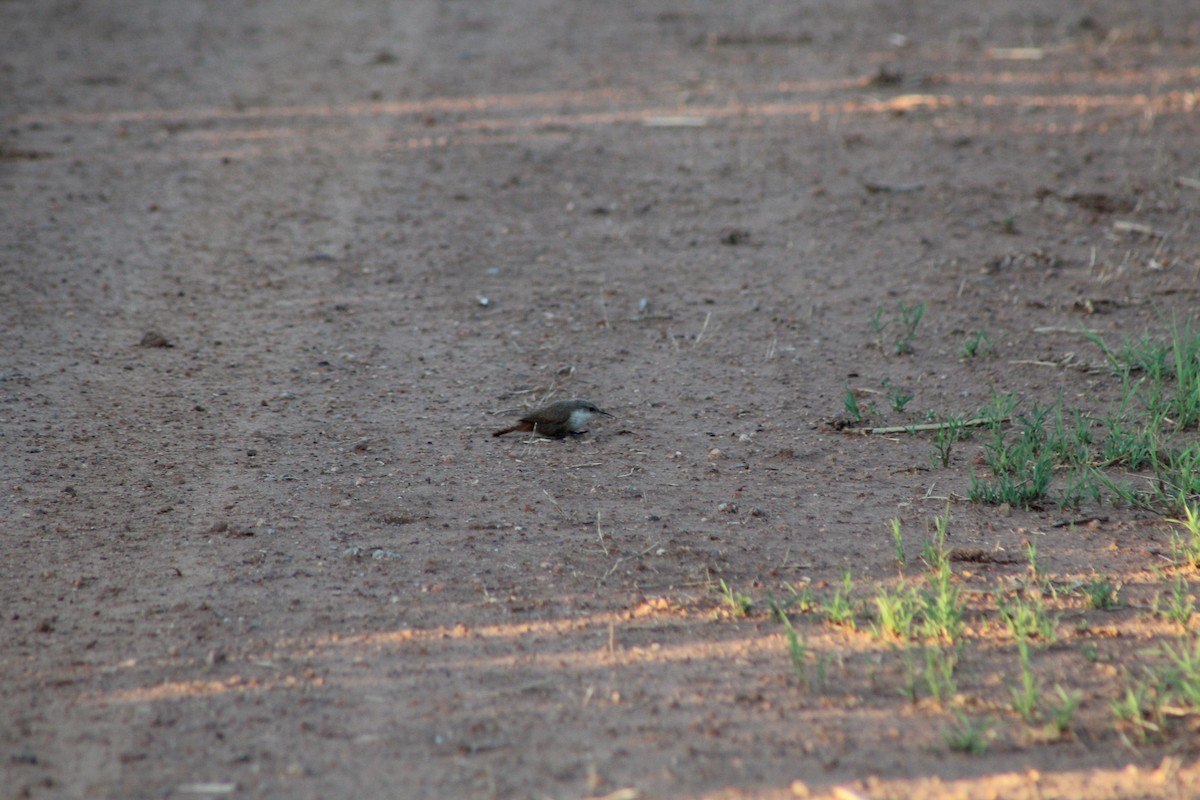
[567,408,595,431]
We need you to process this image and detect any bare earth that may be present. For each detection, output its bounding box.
[4,2,1200,798]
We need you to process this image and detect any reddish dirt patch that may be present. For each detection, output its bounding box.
[3,2,1200,798]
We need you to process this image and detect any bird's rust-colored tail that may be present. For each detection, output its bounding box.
[492,422,531,437]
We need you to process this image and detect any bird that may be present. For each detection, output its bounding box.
[492,399,614,439]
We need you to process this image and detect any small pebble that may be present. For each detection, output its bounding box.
[139,331,173,348]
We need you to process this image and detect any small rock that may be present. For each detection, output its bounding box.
[372,549,401,561]
[138,331,173,348]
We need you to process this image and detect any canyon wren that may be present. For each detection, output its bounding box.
[492,399,614,439]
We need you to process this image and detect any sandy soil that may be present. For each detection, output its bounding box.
[4,1,1200,798]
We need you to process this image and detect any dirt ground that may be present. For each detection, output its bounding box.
[4,1,1200,798]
